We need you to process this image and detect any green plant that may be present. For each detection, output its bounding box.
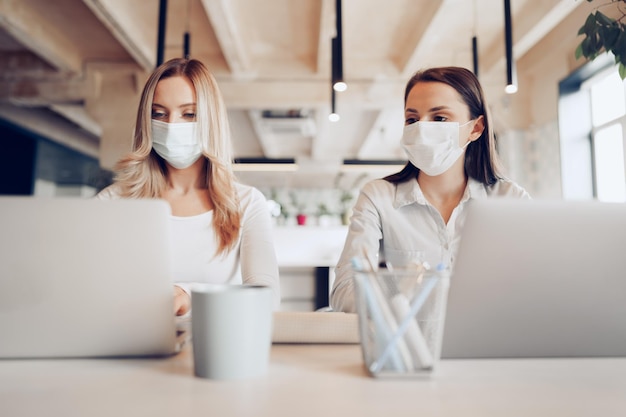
[334,172,368,210]
[317,203,331,216]
[576,0,626,79]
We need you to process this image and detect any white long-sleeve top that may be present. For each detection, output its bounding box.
[330,177,530,313]
[96,182,281,309]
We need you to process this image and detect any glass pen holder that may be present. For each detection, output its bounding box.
[353,265,450,378]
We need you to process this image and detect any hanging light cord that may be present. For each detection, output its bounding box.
[183,0,191,59]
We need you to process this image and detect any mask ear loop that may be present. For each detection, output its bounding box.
[462,116,485,147]
[458,119,475,149]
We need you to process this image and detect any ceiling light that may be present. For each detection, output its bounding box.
[232,158,298,172]
[183,0,191,59]
[330,0,346,119]
[472,36,479,77]
[505,84,518,94]
[333,81,347,92]
[331,0,345,90]
[329,89,340,122]
[503,0,517,94]
[472,0,479,76]
[341,159,407,172]
[156,0,167,66]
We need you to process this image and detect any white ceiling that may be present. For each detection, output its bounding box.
[0,0,589,188]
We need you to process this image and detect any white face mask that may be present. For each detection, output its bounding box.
[401,120,472,176]
[151,119,202,169]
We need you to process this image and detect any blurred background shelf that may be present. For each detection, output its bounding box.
[274,226,348,311]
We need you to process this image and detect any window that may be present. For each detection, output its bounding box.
[559,57,626,202]
[589,70,626,202]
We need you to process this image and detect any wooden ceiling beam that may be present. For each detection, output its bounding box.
[395,0,446,75]
[82,0,155,71]
[481,0,580,75]
[215,78,404,109]
[316,0,335,75]
[200,0,252,75]
[0,0,83,73]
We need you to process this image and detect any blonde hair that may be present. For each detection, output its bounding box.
[113,58,241,255]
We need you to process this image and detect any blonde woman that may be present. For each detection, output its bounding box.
[97,58,280,315]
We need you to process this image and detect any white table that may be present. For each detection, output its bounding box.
[1,344,625,417]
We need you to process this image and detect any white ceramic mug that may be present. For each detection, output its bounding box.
[191,284,273,380]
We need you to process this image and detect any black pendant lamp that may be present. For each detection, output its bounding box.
[504,0,517,94]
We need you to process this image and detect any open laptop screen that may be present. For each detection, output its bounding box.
[0,197,177,358]
[442,198,626,358]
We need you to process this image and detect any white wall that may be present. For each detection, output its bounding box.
[498,121,563,199]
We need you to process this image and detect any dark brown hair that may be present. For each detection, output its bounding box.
[385,66,502,185]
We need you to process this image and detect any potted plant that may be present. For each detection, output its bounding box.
[317,202,332,227]
[576,0,626,78]
[289,191,307,226]
[334,172,368,225]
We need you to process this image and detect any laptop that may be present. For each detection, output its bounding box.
[441,198,626,359]
[0,197,179,359]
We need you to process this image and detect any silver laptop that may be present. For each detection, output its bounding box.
[442,198,626,358]
[0,197,178,358]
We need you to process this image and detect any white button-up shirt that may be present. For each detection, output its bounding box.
[330,177,530,312]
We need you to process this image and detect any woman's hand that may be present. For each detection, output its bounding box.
[174,285,191,316]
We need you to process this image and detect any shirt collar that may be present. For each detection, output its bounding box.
[393,179,426,209]
[393,177,488,209]
[466,177,488,200]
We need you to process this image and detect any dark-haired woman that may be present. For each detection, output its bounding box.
[330,66,530,313]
